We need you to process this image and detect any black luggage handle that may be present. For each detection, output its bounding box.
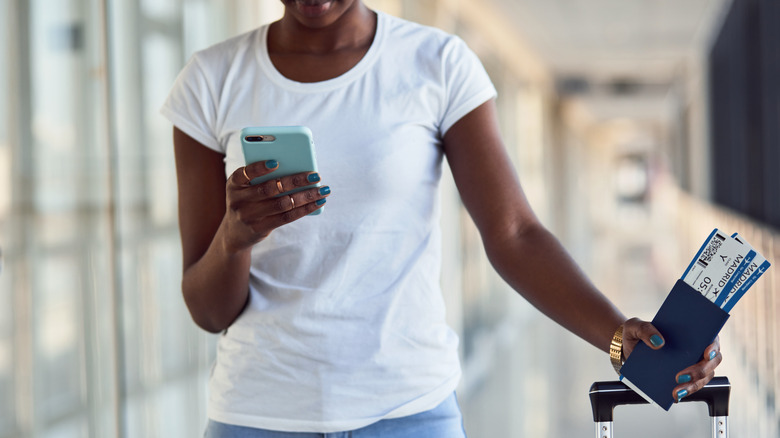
[589,376,730,422]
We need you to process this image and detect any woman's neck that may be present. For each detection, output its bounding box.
[271,1,375,55]
[266,3,377,83]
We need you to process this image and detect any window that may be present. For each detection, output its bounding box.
[709,0,780,228]
[0,1,274,437]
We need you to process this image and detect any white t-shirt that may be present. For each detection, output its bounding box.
[161,11,496,433]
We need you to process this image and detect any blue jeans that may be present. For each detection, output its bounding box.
[203,393,466,438]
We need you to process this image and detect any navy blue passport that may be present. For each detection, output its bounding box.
[620,280,730,410]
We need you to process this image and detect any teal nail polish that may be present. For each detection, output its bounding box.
[315,198,327,206]
[678,374,692,384]
[319,186,331,196]
[677,389,688,401]
[307,173,320,183]
[265,160,278,169]
[709,351,717,360]
[650,335,664,347]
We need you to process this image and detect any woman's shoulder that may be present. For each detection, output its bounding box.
[187,26,266,74]
[379,11,468,56]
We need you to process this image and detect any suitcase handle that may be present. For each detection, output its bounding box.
[589,376,730,422]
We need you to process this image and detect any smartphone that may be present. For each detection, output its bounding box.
[241,126,322,215]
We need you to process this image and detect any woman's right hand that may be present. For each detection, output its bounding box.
[221,160,329,253]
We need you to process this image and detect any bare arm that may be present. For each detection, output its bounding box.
[443,100,722,401]
[443,100,624,352]
[173,128,252,332]
[172,127,329,332]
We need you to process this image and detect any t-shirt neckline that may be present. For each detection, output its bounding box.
[258,11,385,93]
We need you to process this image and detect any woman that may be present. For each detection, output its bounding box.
[162,1,722,436]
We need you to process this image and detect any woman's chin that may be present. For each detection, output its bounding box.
[293,0,335,19]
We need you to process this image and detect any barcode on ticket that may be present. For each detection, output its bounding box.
[697,233,726,268]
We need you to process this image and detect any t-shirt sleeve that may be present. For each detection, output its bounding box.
[438,36,498,136]
[160,55,224,153]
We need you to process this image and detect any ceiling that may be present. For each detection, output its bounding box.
[478,0,732,125]
[484,0,729,85]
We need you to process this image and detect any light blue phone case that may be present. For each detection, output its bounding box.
[241,126,322,215]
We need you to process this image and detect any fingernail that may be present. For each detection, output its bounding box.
[307,173,321,183]
[650,335,664,347]
[315,198,327,206]
[678,374,692,384]
[677,389,688,401]
[319,186,331,196]
[265,160,278,169]
[709,351,717,360]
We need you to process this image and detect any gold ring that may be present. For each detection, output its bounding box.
[289,195,295,209]
[242,167,251,184]
[276,179,284,193]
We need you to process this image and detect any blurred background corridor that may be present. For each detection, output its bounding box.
[1,0,778,437]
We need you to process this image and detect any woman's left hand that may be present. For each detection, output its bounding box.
[622,318,722,402]
[670,336,722,402]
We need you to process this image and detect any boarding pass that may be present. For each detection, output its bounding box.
[716,233,772,312]
[682,228,770,312]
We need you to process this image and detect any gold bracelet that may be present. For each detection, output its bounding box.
[609,324,624,375]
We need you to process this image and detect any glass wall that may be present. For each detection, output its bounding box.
[0,1,278,437]
[1,0,13,435]
[111,2,192,436]
[3,0,111,436]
